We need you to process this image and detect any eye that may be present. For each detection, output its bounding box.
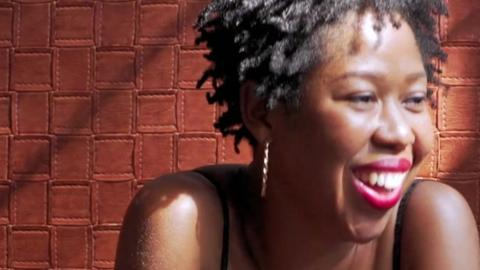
[403,92,428,112]
[350,95,375,103]
[347,93,377,110]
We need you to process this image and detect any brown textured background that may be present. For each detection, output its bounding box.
[0,0,478,269]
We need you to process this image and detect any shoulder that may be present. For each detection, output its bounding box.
[401,180,480,270]
[406,180,476,230]
[132,169,223,215]
[128,164,246,221]
[115,164,245,269]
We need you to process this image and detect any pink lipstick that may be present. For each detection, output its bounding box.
[353,158,412,173]
[351,158,412,210]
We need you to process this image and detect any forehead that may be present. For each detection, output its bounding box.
[308,10,425,82]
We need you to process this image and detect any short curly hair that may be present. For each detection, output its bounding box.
[195,0,448,152]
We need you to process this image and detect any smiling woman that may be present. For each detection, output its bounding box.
[115,1,480,270]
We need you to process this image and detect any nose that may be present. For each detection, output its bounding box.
[372,100,415,152]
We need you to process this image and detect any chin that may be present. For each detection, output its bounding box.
[348,222,388,243]
[340,204,394,244]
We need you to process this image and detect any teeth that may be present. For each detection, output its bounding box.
[356,172,407,190]
[377,174,386,187]
[384,174,395,190]
[394,174,401,186]
[368,173,378,186]
[384,174,391,189]
[395,173,407,187]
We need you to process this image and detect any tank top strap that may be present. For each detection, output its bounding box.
[192,169,230,270]
[392,179,422,270]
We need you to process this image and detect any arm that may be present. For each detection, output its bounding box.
[114,172,224,270]
[402,181,480,270]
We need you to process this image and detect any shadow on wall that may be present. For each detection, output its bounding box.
[3,1,218,268]
[8,0,480,234]
[4,0,480,268]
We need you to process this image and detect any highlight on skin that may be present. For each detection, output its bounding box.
[195,0,447,151]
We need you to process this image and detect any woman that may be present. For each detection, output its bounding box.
[115,1,480,269]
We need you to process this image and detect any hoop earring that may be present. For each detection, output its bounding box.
[261,141,270,198]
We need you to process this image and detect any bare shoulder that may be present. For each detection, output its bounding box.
[129,169,224,217]
[401,180,480,270]
[114,165,242,270]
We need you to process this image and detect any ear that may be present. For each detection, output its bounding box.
[240,81,272,143]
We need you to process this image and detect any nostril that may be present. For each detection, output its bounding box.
[372,124,414,151]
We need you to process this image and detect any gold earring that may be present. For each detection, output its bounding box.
[261,141,270,198]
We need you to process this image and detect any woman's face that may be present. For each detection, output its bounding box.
[268,11,433,241]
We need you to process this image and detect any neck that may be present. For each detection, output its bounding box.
[260,190,359,269]
[241,160,374,270]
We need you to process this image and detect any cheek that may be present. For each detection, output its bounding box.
[272,94,380,175]
[314,109,376,158]
[413,116,435,163]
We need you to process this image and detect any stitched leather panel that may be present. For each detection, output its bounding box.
[0,0,477,269]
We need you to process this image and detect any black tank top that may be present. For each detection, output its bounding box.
[194,169,421,270]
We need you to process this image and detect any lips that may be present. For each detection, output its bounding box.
[351,158,412,210]
[353,158,412,172]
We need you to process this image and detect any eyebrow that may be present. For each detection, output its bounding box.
[405,72,428,82]
[328,71,427,84]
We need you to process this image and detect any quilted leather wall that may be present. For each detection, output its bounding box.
[0,0,478,269]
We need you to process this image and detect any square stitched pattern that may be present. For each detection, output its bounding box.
[0,1,478,269]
